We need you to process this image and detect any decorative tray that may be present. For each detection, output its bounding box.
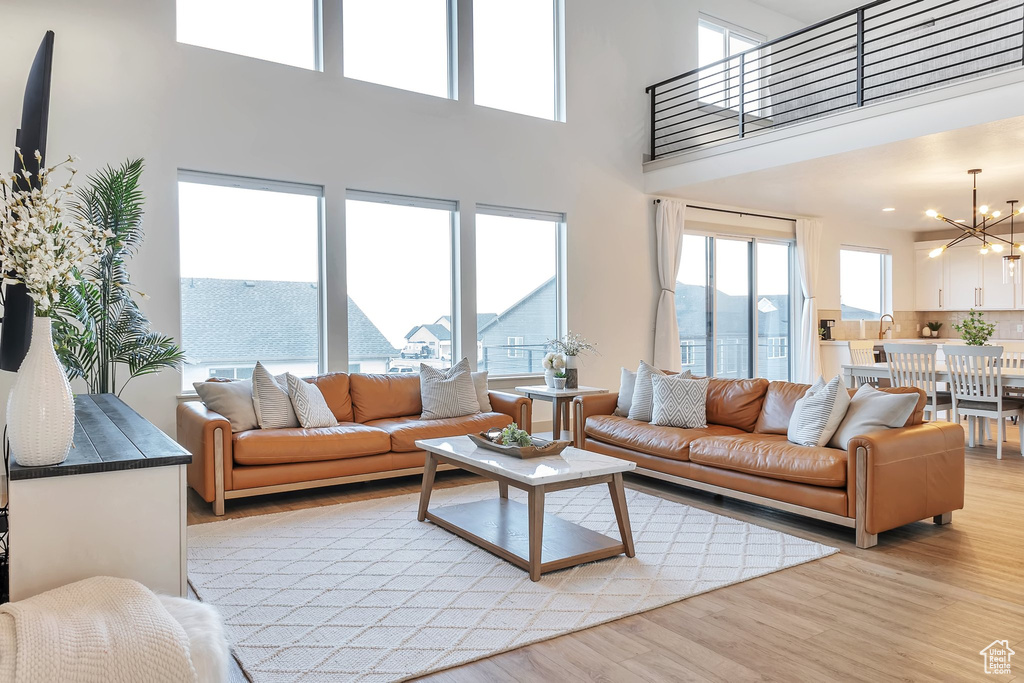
[467,432,571,459]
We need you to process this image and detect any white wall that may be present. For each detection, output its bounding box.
[0,0,801,435]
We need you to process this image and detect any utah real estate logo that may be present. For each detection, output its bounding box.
[980,640,1015,675]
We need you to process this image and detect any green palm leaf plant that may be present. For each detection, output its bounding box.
[52,159,184,394]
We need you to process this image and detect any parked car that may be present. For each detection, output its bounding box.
[387,366,416,374]
[400,341,431,359]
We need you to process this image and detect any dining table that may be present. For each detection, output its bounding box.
[841,362,1024,388]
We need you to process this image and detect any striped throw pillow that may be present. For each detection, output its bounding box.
[787,376,852,447]
[286,373,338,429]
[420,358,481,420]
[252,362,300,429]
[628,361,691,422]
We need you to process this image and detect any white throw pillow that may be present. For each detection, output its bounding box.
[420,358,480,420]
[650,374,709,429]
[471,371,492,412]
[628,361,691,422]
[192,379,259,433]
[788,376,852,447]
[286,374,338,429]
[614,367,637,417]
[828,384,919,451]
[252,362,300,429]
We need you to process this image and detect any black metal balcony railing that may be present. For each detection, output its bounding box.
[646,0,1024,160]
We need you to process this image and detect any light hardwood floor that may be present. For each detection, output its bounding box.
[189,430,1024,682]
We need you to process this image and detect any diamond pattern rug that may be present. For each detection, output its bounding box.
[188,483,838,682]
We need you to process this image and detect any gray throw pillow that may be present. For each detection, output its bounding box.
[788,376,851,447]
[828,384,919,450]
[252,362,300,429]
[650,374,709,429]
[471,371,492,412]
[628,361,690,422]
[193,379,259,433]
[421,358,480,420]
[286,373,338,429]
[614,367,637,417]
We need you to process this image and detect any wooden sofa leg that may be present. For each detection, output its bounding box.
[855,524,878,549]
[213,427,226,516]
[855,446,877,549]
[933,512,953,525]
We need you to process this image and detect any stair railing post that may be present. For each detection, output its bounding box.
[738,53,746,139]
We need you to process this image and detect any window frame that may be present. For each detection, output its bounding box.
[697,15,766,111]
[839,245,892,321]
[176,170,327,390]
[345,189,460,367]
[475,203,567,377]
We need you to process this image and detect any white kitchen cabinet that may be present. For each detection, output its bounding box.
[981,254,1015,309]
[915,247,946,310]
[944,247,982,310]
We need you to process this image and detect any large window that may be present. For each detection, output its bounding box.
[176,0,320,70]
[474,0,563,120]
[346,192,455,372]
[840,247,889,320]
[476,207,562,375]
[178,174,323,390]
[677,234,792,380]
[698,17,763,111]
[343,0,453,98]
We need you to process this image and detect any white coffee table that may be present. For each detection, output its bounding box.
[514,384,608,440]
[415,435,636,581]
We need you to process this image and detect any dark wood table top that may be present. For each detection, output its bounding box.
[8,394,190,481]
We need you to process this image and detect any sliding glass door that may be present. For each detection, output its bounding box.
[677,235,792,380]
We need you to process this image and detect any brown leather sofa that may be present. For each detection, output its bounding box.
[573,378,965,548]
[178,372,531,515]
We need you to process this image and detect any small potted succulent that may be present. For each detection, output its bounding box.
[553,370,567,390]
[925,321,942,338]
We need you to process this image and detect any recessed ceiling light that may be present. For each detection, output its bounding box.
[956,219,967,223]
[882,207,896,212]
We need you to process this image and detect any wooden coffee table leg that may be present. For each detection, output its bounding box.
[498,481,508,499]
[608,473,635,557]
[528,486,545,581]
[418,453,438,522]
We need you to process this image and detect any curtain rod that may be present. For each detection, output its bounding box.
[653,199,797,224]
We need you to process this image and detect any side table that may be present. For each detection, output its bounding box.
[514,385,608,440]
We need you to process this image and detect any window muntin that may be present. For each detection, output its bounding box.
[178,175,323,390]
[176,0,320,70]
[343,0,453,98]
[476,208,562,375]
[346,193,455,372]
[840,248,888,320]
[473,0,562,120]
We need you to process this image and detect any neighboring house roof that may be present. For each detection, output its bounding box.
[406,323,451,342]
[435,314,499,332]
[478,278,556,335]
[180,278,396,364]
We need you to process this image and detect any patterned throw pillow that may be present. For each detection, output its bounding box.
[628,361,691,422]
[788,376,852,447]
[420,358,481,420]
[252,362,300,429]
[286,374,338,429]
[650,374,709,429]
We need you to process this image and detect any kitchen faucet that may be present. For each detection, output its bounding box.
[878,314,894,340]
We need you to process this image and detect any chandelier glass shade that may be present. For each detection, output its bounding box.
[926,169,1024,285]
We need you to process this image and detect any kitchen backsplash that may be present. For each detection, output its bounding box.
[820,309,1024,340]
[914,310,1024,340]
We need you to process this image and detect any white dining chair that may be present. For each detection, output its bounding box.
[847,340,878,387]
[883,343,953,421]
[946,346,1024,459]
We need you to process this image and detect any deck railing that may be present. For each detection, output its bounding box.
[646,0,1024,160]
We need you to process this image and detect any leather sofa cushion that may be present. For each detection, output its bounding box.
[366,412,513,452]
[584,415,743,461]
[308,373,354,423]
[350,374,422,423]
[707,378,769,432]
[232,423,391,466]
[689,433,847,487]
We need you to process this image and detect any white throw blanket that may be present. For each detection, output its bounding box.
[0,576,198,683]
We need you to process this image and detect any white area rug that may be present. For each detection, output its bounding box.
[189,483,838,682]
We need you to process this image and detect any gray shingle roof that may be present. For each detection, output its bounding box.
[405,323,451,342]
[438,314,499,332]
[180,278,397,363]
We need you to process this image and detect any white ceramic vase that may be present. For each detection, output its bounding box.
[7,316,75,467]
[544,369,555,388]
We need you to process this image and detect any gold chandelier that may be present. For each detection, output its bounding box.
[926,169,1024,284]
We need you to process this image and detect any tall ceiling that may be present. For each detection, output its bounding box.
[664,116,1024,232]
[751,0,864,25]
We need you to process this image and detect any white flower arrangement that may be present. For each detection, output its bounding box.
[542,352,566,371]
[0,149,110,316]
[547,331,598,357]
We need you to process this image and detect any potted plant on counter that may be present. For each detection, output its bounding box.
[953,310,995,346]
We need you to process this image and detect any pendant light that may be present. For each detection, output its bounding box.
[1003,200,1022,285]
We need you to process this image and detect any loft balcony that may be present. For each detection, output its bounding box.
[644,0,1024,187]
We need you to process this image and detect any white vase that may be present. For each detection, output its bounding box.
[7,316,75,467]
[544,369,555,388]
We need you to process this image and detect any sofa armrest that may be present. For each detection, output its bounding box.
[572,393,619,448]
[847,422,964,540]
[176,401,233,514]
[488,390,532,433]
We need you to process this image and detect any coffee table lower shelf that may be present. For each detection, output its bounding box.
[424,497,627,578]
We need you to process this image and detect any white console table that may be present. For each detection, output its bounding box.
[7,394,191,601]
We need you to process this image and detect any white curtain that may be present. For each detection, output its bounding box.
[653,200,687,371]
[795,218,823,383]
